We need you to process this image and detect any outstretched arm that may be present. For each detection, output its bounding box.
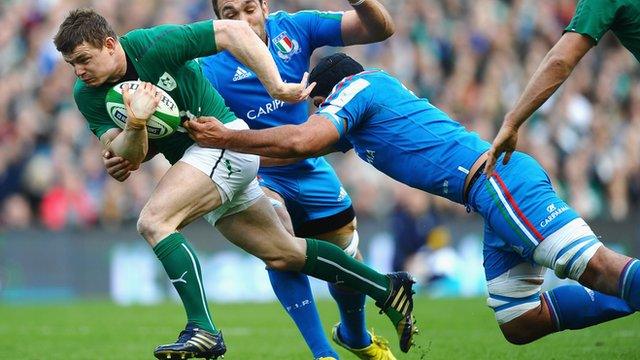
[485,32,592,175]
[341,0,395,45]
[185,114,340,158]
[213,20,314,102]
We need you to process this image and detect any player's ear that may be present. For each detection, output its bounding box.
[261,0,269,16]
[104,37,117,54]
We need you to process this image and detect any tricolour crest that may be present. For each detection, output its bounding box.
[272,31,300,61]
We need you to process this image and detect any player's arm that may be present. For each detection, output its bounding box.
[502,32,593,130]
[485,32,593,175]
[341,0,395,45]
[103,83,161,167]
[213,20,314,102]
[185,114,340,158]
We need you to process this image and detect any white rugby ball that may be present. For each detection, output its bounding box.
[105,80,180,139]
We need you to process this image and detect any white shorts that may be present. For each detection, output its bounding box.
[179,118,264,224]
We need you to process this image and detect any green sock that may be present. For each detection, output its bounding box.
[301,238,390,303]
[153,233,216,333]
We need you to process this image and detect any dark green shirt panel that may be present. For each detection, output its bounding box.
[121,20,217,68]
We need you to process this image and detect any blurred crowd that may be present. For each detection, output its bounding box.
[1,0,639,232]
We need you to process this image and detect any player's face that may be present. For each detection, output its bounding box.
[313,96,327,108]
[218,0,269,43]
[63,38,118,87]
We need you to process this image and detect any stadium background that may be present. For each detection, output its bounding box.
[0,0,639,357]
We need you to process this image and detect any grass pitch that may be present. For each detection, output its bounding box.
[1,297,638,359]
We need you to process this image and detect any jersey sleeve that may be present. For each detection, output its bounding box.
[73,82,117,141]
[128,20,218,66]
[565,0,619,43]
[291,10,345,49]
[315,76,373,139]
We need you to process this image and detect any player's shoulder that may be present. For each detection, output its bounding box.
[269,9,341,25]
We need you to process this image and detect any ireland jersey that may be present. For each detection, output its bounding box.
[317,70,491,204]
[74,20,237,164]
[565,0,640,61]
[200,10,344,173]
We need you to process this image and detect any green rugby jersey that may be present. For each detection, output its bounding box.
[74,20,237,164]
[565,0,640,61]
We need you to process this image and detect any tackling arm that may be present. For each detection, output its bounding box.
[341,0,395,45]
[187,114,340,158]
[213,20,313,102]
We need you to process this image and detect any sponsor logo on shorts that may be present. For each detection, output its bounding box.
[540,203,570,228]
[366,149,376,164]
[224,159,241,179]
[337,186,348,202]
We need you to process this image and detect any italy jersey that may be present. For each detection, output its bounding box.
[200,11,354,232]
[74,20,237,164]
[200,10,344,174]
[317,70,491,204]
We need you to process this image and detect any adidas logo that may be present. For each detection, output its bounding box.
[233,67,252,81]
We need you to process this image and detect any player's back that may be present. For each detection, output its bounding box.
[320,70,490,204]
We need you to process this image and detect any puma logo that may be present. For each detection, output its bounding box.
[170,271,188,284]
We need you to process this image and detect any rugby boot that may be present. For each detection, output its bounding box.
[332,324,397,360]
[154,323,226,360]
[375,272,418,353]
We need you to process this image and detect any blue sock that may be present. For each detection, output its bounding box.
[543,285,633,331]
[328,283,371,349]
[619,259,640,310]
[268,269,338,359]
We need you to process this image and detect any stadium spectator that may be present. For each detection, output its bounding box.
[1,0,640,231]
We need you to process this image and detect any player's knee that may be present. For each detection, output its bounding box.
[263,252,299,271]
[500,325,536,345]
[487,263,545,342]
[137,209,172,244]
[261,242,305,271]
[533,218,602,281]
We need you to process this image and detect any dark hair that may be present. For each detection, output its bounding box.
[211,0,265,19]
[308,53,365,98]
[211,0,221,18]
[54,8,117,54]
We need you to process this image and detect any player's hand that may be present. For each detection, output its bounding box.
[122,82,161,122]
[103,150,138,182]
[184,116,230,148]
[485,122,519,177]
[269,72,316,103]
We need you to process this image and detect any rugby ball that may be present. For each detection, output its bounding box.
[105,80,180,139]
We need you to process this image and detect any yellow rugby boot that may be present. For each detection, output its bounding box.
[332,324,397,360]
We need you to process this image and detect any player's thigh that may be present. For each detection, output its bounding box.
[261,160,353,236]
[141,161,222,229]
[215,195,305,270]
[475,153,594,270]
[261,185,295,236]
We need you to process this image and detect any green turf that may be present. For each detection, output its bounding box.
[0,297,638,359]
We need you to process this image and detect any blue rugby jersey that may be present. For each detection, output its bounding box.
[200,10,344,173]
[317,70,491,204]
